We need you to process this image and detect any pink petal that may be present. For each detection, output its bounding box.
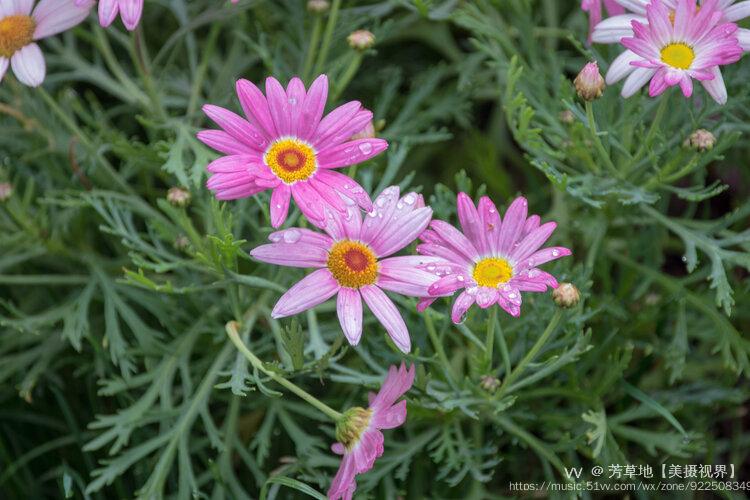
[291,181,327,227]
[360,285,411,353]
[97,0,119,27]
[298,74,328,140]
[316,109,374,152]
[313,101,361,146]
[268,185,292,228]
[337,288,363,346]
[497,197,528,255]
[250,242,329,268]
[429,220,480,262]
[372,400,407,429]
[265,76,291,136]
[451,291,475,323]
[197,130,254,155]
[377,256,443,297]
[202,105,268,152]
[314,169,372,212]
[317,139,388,170]
[328,454,357,500]
[286,77,307,137]
[267,227,333,248]
[271,269,340,318]
[457,192,486,254]
[369,362,415,413]
[118,0,143,30]
[236,79,276,139]
[510,222,558,262]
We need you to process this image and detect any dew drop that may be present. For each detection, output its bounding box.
[403,193,416,205]
[283,229,301,243]
[551,249,560,257]
[457,275,465,282]
[288,97,297,105]
[358,142,373,154]
[681,255,687,262]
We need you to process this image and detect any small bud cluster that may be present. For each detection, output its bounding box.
[574,61,605,101]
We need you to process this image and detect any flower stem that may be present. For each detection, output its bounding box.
[497,309,563,396]
[187,23,221,118]
[330,53,363,102]
[585,101,618,176]
[302,15,324,81]
[424,310,458,387]
[131,27,168,121]
[225,321,343,421]
[312,0,342,76]
[483,308,497,370]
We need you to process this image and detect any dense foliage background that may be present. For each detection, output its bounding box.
[1,0,749,498]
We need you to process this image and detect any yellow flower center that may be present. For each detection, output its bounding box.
[327,240,379,288]
[660,43,695,70]
[473,257,513,288]
[264,138,317,184]
[0,15,36,58]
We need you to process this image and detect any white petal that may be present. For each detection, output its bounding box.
[701,67,728,105]
[605,50,640,85]
[10,44,46,87]
[621,67,655,98]
[33,0,92,40]
[591,14,641,44]
[724,1,750,22]
[0,58,8,84]
[738,28,750,52]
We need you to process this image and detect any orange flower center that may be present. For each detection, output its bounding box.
[327,240,379,288]
[264,138,317,184]
[0,15,36,58]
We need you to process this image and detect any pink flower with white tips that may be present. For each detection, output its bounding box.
[610,0,742,103]
[328,363,415,500]
[593,0,750,52]
[199,74,387,228]
[417,193,571,323]
[0,0,93,87]
[581,0,625,41]
[250,187,440,353]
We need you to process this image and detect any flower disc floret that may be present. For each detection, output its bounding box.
[661,43,695,69]
[0,16,35,58]
[327,240,379,288]
[264,138,318,184]
[473,258,513,288]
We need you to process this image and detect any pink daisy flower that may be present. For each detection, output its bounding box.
[581,0,626,41]
[199,74,387,228]
[417,193,571,323]
[250,187,440,353]
[609,0,743,103]
[328,363,415,500]
[593,0,750,51]
[0,0,92,87]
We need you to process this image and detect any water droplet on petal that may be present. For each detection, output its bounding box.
[358,142,373,154]
[403,193,416,205]
[552,249,560,257]
[283,229,301,243]
[288,97,297,105]
[681,255,687,262]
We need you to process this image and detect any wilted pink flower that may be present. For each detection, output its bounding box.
[251,187,440,353]
[581,0,625,41]
[418,193,571,322]
[592,0,750,51]
[328,363,415,500]
[610,0,742,104]
[199,74,387,228]
[0,0,92,87]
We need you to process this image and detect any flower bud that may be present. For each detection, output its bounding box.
[335,407,372,449]
[480,375,500,393]
[559,110,575,124]
[307,0,330,13]
[347,30,375,50]
[174,235,190,251]
[350,120,376,140]
[574,61,605,101]
[685,129,716,151]
[0,182,12,202]
[552,283,580,308]
[167,187,191,207]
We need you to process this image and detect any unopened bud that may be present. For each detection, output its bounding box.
[0,183,12,202]
[347,30,375,50]
[167,187,191,207]
[574,61,605,101]
[480,375,500,393]
[174,235,190,251]
[684,129,716,151]
[307,0,330,13]
[559,110,575,124]
[335,407,372,449]
[552,283,580,308]
[350,120,376,140]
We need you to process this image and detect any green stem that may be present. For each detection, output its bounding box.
[631,96,669,168]
[225,321,343,421]
[424,310,458,386]
[312,0,342,76]
[497,309,563,396]
[92,26,149,107]
[585,101,618,176]
[330,53,363,102]
[302,15,324,81]
[483,308,497,371]
[496,320,512,378]
[187,23,221,118]
[131,27,167,121]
